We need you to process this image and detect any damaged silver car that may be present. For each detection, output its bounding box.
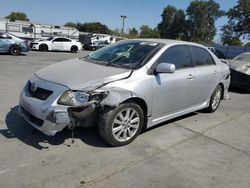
[19,39,230,146]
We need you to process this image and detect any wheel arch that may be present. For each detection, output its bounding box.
[71,45,78,50]
[121,97,148,118]
[121,97,148,130]
[39,43,49,50]
[9,44,20,51]
[218,82,225,100]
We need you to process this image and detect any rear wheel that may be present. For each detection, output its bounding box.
[9,45,20,56]
[99,103,144,146]
[70,46,78,53]
[207,85,223,112]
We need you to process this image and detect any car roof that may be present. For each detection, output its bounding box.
[53,36,71,39]
[131,38,205,48]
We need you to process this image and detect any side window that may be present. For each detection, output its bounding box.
[60,38,71,42]
[53,38,70,42]
[53,38,62,42]
[156,46,192,69]
[0,34,12,39]
[192,46,215,66]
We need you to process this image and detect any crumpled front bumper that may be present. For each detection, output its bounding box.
[18,104,70,136]
[18,76,72,136]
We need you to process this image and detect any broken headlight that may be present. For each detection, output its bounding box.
[57,90,89,106]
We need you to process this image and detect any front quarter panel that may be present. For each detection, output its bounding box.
[99,66,154,116]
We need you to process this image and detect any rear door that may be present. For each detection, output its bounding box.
[151,45,195,119]
[190,46,220,105]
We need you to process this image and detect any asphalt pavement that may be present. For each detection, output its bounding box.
[0,51,250,188]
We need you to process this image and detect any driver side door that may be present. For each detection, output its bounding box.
[151,45,195,121]
[51,38,64,51]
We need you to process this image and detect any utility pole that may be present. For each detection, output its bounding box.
[121,15,127,36]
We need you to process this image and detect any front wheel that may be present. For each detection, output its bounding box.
[39,44,48,51]
[99,103,144,146]
[207,85,223,112]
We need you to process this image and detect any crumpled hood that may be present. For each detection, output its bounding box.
[35,58,132,90]
[227,60,250,75]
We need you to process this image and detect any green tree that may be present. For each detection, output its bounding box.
[5,11,29,21]
[64,22,111,34]
[128,28,138,38]
[158,5,186,39]
[186,0,224,43]
[139,25,160,38]
[64,22,77,28]
[79,22,110,34]
[244,42,250,47]
[110,28,121,36]
[221,21,242,46]
[227,0,250,39]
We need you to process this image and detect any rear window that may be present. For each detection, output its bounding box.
[192,46,215,66]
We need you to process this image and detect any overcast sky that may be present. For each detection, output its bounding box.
[0,0,238,41]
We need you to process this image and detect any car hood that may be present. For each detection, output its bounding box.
[227,60,250,75]
[35,58,132,90]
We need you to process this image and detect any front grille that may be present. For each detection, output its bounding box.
[21,106,44,127]
[27,81,53,100]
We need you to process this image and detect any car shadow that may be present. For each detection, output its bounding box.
[229,87,250,94]
[1,106,108,150]
[2,106,200,150]
[31,50,83,53]
[0,53,27,56]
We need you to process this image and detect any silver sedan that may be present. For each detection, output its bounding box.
[19,39,230,146]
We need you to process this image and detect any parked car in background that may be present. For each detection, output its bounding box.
[18,39,230,146]
[83,40,110,51]
[0,32,29,55]
[30,36,82,53]
[207,46,225,59]
[227,52,250,91]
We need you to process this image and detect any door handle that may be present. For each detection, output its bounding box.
[214,70,218,75]
[187,74,195,79]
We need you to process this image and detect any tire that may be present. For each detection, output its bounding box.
[39,44,48,51]
[99,103,144,146]
[206,85,223,112]
[9,45,21,56]
[70,46,78,53]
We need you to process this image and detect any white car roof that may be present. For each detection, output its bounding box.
[131,38,205,48]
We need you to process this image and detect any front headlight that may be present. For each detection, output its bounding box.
[57,90,89,106]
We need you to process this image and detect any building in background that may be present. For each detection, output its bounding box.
[0,18,79,40]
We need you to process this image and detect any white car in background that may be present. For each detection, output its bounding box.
[30,37,82,53]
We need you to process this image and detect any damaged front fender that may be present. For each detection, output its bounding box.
[66,87,135,129]
[99,87,133,107]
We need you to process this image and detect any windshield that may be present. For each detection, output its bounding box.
[84,40,161,69]
[47,37,54,41]
[233,53,250,62]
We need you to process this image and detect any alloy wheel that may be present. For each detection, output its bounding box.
[112,108,140,142]
[212,87,222,110]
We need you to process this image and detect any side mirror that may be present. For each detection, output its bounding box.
[155,63,175,73]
